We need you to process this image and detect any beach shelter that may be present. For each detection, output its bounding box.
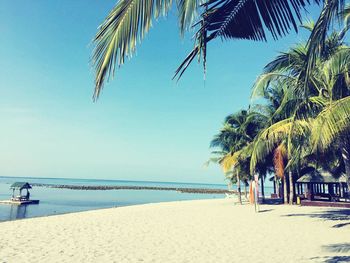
[296,170,348,201]
[10,182,32,200]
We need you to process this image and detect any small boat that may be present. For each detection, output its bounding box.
[0,182,39,205]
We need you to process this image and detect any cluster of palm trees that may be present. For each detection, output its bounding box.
[210,14,350,204]
[91,0,350,203]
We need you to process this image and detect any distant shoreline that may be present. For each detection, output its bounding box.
[31,183,231,194]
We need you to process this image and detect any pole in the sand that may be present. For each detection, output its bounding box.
[254,175,259,213]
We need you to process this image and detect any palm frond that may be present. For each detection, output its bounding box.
[92,0,174,99]
[202,0,317,41]
[175,0,319,81]
[263,44,307,74]
[250,117,310,174]
[312,96,350,150]
[251,73,295,99]
[304,0,345,96]
[341,4,350,26]
[177,0,201,35]
[300,19,315,32]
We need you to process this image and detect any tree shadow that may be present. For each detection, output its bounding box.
[332,222,350,228]
[261,198,283,205]
[323,256,350,263]
[258,209,274,213]
[310,255,350,263]
[282,209,350,228]
[309,243,350,262]
[322,243,350,253]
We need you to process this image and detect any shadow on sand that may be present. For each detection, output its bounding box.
[282,209,350,228]
[261,198,283,205]
[309,243,350,263]
[258,209,274,213]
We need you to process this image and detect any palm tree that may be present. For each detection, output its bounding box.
[209,109,266,203]
[250,24,350,202]
[92,0,346,99]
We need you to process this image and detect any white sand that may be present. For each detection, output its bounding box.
[1,198,350,263]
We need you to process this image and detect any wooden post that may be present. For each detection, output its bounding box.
[236,170,242,204]
[260,176,265,201]
[339,183,344,198]
[289,171,294,205]
[283,176,288,204]
[328,184,332,201]
[307,183,312,201]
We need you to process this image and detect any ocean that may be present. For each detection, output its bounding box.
[0,176,228,222]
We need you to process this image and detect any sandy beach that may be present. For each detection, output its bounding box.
[0,198,350,263]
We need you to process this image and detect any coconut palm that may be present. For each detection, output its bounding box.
[250,24,350,202]
[209,109,267,203]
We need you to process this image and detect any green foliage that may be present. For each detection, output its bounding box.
[211,9,350,185]
[92,0,330,98]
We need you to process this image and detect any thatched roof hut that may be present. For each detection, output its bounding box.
[297,170,347,184]
[10,182,32,190]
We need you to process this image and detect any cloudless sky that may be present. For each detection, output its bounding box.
[0,1,320,184]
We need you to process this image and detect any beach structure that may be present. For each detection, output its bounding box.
[296,170,350,208]
[0,182,39,205]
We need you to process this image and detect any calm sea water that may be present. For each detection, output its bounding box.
[0,176,228,222]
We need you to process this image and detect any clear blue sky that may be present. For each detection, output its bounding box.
[0,1,318,183]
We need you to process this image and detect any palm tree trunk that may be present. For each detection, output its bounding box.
[341,142,350,191]
[283,176,288,204]
[244,182,247,199]
[236,170,242,204]
[260,176,265,201]
[289,171,294,205]
[275,175,280,198]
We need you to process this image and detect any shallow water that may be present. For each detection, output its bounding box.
[0,176,274,222]
[0,176,227,222]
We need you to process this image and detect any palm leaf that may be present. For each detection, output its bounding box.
[304,0,345,96]
[93,0,201,99]
[175,0,319,81]
[250,117,310,173]
[177,0,201,35]
[312,96,350,150]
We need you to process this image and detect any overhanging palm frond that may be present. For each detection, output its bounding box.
[177,0,201,35]
[174,0,319,81]
[312,96,350,150]
[202,0,317,41]
[93,0,200,99]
